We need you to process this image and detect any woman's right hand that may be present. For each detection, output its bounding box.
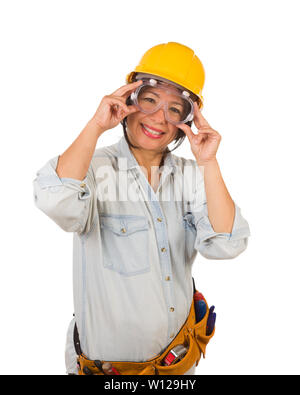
[91,80,143,134]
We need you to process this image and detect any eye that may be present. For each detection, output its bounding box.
[142,97,156,104]
[170,107,181,114]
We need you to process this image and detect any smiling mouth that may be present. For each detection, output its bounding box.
[141,123,165,136]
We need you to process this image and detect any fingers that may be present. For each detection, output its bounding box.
[106,96,132,114]
[196,126,216,134]
[193,102,211,129]
[108,97,130,115]
[111,99,139,121]
[112,80,143,98]
[126,104,139,114]
[177,122,219,147]
[176,122,196,142]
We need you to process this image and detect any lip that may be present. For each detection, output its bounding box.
[143,123,165,133]
[141,124,165,139]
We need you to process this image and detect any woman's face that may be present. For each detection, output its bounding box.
[126,84,182,153]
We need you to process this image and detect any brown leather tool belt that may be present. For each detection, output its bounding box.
[73,291,215,375]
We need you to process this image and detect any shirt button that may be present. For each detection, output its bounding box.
[170,333,174,338]
[157,217,162,222]
[161,247,166,253]
[170,307,175,312]
[165,276,170,281]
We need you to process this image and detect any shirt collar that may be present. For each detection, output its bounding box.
[117,135,176,175]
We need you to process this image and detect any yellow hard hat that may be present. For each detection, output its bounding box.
[126,42,205,108]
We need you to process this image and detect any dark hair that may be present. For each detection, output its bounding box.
[120,93,195,159]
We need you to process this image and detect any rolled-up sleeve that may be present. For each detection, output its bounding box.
[190,165,251,260]
[33,155,97,235]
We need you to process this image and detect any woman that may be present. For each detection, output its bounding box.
[33,42,250,375]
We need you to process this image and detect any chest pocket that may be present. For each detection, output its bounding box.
[100,214,150,277]
[183,212,197,262]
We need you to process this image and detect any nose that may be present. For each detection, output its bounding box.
[149,106,167,124]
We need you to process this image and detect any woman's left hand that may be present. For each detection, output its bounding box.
[176,102,222,165]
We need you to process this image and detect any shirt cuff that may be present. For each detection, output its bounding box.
[35,155,91,200]
[194,201,251,243]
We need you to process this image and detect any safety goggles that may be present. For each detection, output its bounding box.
[130,78,194,125]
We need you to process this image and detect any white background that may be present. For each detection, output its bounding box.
[1,0,299,375]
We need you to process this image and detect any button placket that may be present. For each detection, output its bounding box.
[156,217,175,340]
[139,182,176,343]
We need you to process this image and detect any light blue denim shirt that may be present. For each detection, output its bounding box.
[33,135,250,373]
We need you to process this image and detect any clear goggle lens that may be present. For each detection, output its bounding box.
[131,79,194,125]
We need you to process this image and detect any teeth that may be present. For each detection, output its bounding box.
[143,124,163,135]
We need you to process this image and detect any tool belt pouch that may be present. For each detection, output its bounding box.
[192,297,216,360]
[76,294,215,375]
